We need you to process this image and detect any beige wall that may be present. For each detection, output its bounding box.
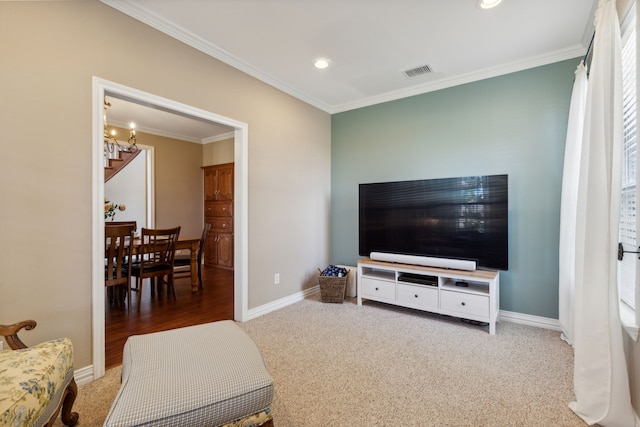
[0,2,331,368]
[203,138,234,166]
[144,132,204,238]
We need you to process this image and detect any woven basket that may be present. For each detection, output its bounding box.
[318,270,349,303]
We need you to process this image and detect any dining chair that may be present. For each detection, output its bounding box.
[131,226,181,309]
[105,224,135,311]
[174,223,211,290]
[107,221,139,263]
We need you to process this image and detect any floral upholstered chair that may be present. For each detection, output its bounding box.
[0,320,79,426]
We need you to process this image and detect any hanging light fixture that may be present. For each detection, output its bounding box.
[104,100,138,153]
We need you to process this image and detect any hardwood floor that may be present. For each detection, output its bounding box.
[105,265,234,369]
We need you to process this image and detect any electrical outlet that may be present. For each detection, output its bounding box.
[274,273,280,285]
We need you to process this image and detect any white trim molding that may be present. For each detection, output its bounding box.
[245,287,320,321]
[498,310,562,331]
[620,302,640,342]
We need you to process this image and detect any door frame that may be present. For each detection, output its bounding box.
[91,77,249,378]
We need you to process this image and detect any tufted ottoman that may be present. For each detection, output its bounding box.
[103,321,274,427]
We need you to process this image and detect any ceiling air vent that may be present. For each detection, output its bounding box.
[403,64,433,78]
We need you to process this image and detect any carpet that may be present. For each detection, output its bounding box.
[55,295,584,426]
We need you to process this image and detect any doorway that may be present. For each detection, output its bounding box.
[92,77,249,379]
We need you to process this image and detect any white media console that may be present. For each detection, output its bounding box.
[357,258,500,334]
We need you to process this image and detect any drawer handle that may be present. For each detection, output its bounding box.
[461,302,466,306]
[414,294,419,298]
[375,287,379,291]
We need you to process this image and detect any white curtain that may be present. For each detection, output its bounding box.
[559,61,588,346]
[568,0,638,425]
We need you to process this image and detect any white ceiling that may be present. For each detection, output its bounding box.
[102,0,598,141]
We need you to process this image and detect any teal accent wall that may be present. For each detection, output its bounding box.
[330,58,580,319]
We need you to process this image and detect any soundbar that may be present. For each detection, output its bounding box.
[369,252,477,271]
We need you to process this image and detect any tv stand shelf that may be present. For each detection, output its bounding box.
[357,258,500,334]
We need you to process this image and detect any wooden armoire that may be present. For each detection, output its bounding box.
[203,163,234,269]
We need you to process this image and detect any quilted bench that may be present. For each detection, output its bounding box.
[104,320,274,427]
[0,320,79,427]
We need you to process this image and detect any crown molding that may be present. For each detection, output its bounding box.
[102,0,588,116]
[330,45,586,114]
[203,132,235,144]
[109,122,234,144]
[109,119,204,144]
[100,0,333,113]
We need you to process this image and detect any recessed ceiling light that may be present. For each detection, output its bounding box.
[478,0,502,9]
[314,58,331,69]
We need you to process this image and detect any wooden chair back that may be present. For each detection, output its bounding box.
[105,224,135,310]
[132,226,181,306]
[139,227,181,270]
[105,224,135,286]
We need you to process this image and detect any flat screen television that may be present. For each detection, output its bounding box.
[359,174,508,271]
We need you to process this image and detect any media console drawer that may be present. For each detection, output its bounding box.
[440,290,489,318]
[397,283,438,309]
[361,277,395,300]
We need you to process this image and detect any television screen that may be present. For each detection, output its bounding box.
[359,175,508,271]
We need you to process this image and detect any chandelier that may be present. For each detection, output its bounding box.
[104,100,138,153]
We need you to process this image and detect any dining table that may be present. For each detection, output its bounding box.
[130,236,202,293]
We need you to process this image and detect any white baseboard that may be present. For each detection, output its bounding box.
[245,286,320,320]
[74,364,95,386]
[498,310,561,331]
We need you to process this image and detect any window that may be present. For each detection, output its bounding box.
[618,14,637,317]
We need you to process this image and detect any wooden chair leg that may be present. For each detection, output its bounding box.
[198,264,204,290]
[150,277,156,297]
[126,279,132,313]
[169,274,177,300]
[137,277,142,310]
[60,379,79,426]
[43,379,79,427]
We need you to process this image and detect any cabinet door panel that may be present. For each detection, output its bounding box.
[217,167,234,200]
[217,233,234,267]
[203,164,233,200]
[204,168,218,200]
[204,233,217,266]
